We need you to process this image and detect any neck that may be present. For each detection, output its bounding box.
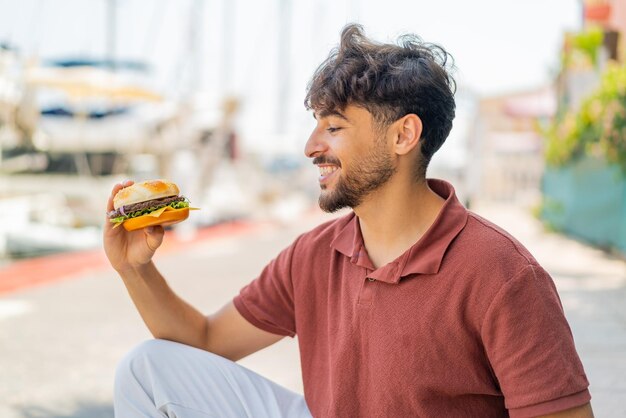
[354,178,445,269]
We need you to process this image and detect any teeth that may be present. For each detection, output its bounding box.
[319,166,338,176]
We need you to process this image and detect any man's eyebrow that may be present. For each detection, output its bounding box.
[313,110,350,122]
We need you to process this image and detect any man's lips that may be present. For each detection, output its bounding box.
[318,164,339,181]
[312,157,341,183]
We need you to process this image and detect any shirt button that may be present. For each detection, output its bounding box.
[367,277,376,282]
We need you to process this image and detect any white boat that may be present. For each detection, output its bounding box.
[0,192,103,259]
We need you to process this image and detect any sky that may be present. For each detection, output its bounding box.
[0,0,582,153]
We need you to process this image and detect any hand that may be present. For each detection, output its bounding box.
[103,180,165,273]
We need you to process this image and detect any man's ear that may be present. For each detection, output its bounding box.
[393,114,422,156]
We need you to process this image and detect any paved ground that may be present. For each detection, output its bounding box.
[0,202,625,417]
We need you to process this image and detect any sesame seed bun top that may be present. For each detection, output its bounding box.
[113,179,180,210]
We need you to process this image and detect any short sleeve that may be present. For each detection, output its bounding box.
[481,264,590,417]
[233,238,299,338]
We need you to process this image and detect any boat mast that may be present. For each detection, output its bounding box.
[276,0,292,135]
[106,0,117,72]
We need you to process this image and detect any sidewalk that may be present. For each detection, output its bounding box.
[0,203,624,417]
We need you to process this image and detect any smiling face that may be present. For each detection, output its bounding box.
[305,105,397,213]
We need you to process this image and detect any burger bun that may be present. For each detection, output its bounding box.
[114,179,180,210]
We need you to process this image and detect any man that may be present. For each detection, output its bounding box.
[105,24,593,417]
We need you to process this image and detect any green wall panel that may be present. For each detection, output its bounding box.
[542,157,626,254]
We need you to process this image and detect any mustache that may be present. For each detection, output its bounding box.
[312,156,341,167]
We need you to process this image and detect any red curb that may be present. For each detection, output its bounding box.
[0,249,108,296]
[0,221,263,296]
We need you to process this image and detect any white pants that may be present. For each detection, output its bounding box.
[114,339,312,418]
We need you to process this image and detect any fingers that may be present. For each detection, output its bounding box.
[145,225,165,252]
[106,179,135,212]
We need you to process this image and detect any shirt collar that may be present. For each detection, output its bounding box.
[330,179,468,283]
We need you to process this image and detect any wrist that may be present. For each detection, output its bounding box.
[116,262,155,280]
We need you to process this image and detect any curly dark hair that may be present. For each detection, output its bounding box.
[304,24,456,179]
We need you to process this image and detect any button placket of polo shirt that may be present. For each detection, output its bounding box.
[358,273,377,306]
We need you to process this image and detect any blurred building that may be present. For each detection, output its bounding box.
[557,0,624,113]
[475,0,626,207]
[584,0,626,48]
[475,86,555,206]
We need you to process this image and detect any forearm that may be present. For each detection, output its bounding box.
[118,262,209,350]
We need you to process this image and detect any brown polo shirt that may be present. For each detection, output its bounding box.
[234,179,590,417]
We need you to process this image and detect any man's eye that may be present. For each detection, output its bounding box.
[326,127,342,133]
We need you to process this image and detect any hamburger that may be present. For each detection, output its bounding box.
[108,179,195,231]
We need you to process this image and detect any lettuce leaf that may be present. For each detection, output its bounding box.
[109,200,190,225]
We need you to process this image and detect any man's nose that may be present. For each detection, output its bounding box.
[304,130,327,158]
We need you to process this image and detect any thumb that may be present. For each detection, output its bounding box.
[145,225,165,252]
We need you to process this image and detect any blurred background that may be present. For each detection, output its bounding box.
[0,0,587,260]
[1,0,625,417]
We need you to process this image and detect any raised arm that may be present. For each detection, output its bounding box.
[103,180,283,360]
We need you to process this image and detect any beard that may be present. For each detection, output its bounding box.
[316,139,396,213]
